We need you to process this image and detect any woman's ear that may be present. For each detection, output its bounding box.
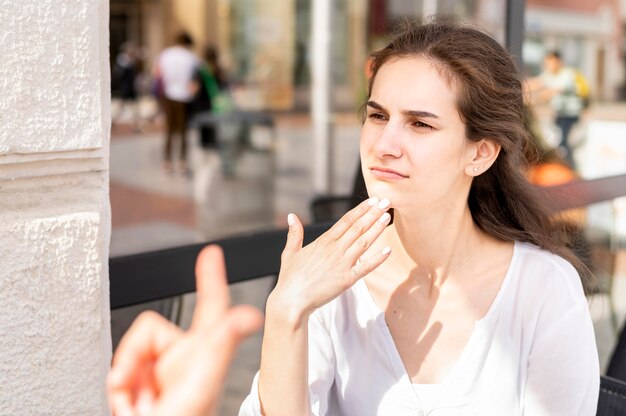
[465,139,501,176]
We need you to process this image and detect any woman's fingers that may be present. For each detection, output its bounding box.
[349,246,392,283]
[191,245,230,332]
[343,210,391,261]
[338,198,391,253]
[281,213,304,258]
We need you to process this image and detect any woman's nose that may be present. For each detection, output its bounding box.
[373,123,403,158]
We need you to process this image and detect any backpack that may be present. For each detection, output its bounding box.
[199,66,234,114]
[572,69,590,107]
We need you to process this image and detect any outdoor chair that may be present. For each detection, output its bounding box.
[311,195,354,223]
[597,375,626,415]
[310,161,367,223]
[110,222,331,310]
[606,317,626,383]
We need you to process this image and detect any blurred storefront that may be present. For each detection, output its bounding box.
[110,0,626,107]
[109,0,515,112]
[110,0,300,110]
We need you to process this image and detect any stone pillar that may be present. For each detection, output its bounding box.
[0,1,111,415]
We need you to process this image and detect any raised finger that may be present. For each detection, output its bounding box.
[281,213,304,258]
[323,197,381,241]
[191,245,230,331]
[344,210,391,262]
[337,198,391,252]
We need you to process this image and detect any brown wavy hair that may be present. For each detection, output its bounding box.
[365,19,592,287]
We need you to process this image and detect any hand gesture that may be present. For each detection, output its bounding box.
[273,197,392,319]
[107,245,264,416]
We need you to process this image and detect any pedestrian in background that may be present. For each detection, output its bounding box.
[191,46,230,150]
[155,32,200,175]
[527,51,586,169]
[112,42,141,131]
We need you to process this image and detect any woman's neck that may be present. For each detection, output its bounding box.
[383,204,487,286]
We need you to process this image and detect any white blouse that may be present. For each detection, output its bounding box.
[239,242,599,415]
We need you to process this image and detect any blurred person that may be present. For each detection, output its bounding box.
[238,20,599,415]
[191,46,230,150]
[112,42,141,131]
[107,245,263,416]
[155,32,201,175]
[526,50,585,169]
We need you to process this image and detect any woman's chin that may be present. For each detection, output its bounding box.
[365,182,395,202]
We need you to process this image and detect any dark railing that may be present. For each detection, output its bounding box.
[533,174,626,212]
[110,222,330,309]
[110,173,626,310]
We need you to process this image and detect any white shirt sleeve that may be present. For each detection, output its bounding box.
[238,311,336,416]
[522,264,600,415]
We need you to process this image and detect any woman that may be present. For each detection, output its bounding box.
[191,46,230,150]
[239,21,599,415]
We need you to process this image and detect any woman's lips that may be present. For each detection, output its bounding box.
[369,167,409,180]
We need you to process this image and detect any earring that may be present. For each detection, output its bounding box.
[473,167,479,172]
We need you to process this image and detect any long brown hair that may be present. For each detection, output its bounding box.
[365,19,592,287]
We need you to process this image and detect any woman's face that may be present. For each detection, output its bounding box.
[360,56,477,211]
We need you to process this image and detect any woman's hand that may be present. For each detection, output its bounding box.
[107,245,264,416]
[271,197,392,322]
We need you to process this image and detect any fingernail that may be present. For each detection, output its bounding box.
[288,213,295,226]
[378,212,391,224]
[381,246,391,255]
[378,199,390,210]
[367,196,379,206]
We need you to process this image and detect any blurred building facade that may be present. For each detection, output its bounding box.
[110,0,626,110]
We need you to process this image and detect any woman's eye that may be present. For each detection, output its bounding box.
[412,120,432,129]
[368,113,387,121]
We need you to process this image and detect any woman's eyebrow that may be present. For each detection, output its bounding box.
[366,100,385,111]
[367,100,439,119]
[405,109,439,119]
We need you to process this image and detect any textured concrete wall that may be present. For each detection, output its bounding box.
[0,1,111,415]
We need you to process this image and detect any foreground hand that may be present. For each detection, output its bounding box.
[273,196,392,319]
[107,245,264,416]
